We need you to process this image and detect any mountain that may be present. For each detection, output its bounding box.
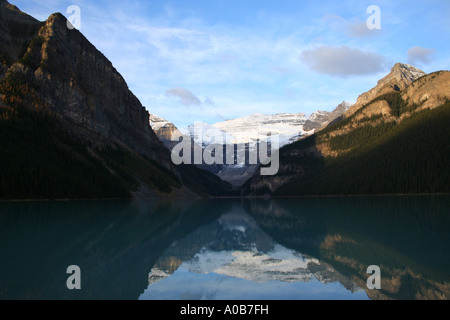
[211,112,309,147]
[246,64,450,196]
[345,63,426,117]
[304,101,352,132]
[186,102,351,150]
[0,1,232,199]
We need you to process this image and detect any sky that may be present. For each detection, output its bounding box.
[9,0,450,129]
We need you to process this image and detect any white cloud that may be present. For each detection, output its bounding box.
[300,46,388,77]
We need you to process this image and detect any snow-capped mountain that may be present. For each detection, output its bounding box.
[150,102,352,151]
[212,112,309,147]
[187,113,307,149]
[187,102,352,149]
[149,102,352,187]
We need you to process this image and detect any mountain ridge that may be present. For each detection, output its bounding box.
[246,64,450,196]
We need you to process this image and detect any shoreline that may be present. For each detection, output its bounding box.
[1,192,450,203]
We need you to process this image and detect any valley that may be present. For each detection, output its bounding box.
[0,1,449,199]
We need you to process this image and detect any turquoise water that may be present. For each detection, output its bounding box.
[0,196,449,300]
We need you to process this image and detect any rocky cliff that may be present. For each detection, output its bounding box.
[1,6,168,162]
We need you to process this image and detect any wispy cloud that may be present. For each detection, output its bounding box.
[301,46,388,77]
[407,46,436,66]
[321,14,381,39]
[166,87,201,106]
[347,19,378,38]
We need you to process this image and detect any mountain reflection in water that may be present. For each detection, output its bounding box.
[140,204,367,300]
[0,196,449,300]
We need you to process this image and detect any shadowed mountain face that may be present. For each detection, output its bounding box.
[0,1,233,199]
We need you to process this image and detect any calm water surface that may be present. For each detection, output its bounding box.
[0,196,449,300]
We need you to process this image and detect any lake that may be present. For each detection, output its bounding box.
[0,196,449,300]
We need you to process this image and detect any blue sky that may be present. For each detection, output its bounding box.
[10,0,450,128]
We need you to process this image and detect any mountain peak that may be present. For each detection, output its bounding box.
[392,62,422,72]
[0,0,37,21]
[46,12,67,23]
[387,62,426,86]
[378,62,426,89]
[0,0,40,62]
[1,0,20,13]
[345,63,427,116]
